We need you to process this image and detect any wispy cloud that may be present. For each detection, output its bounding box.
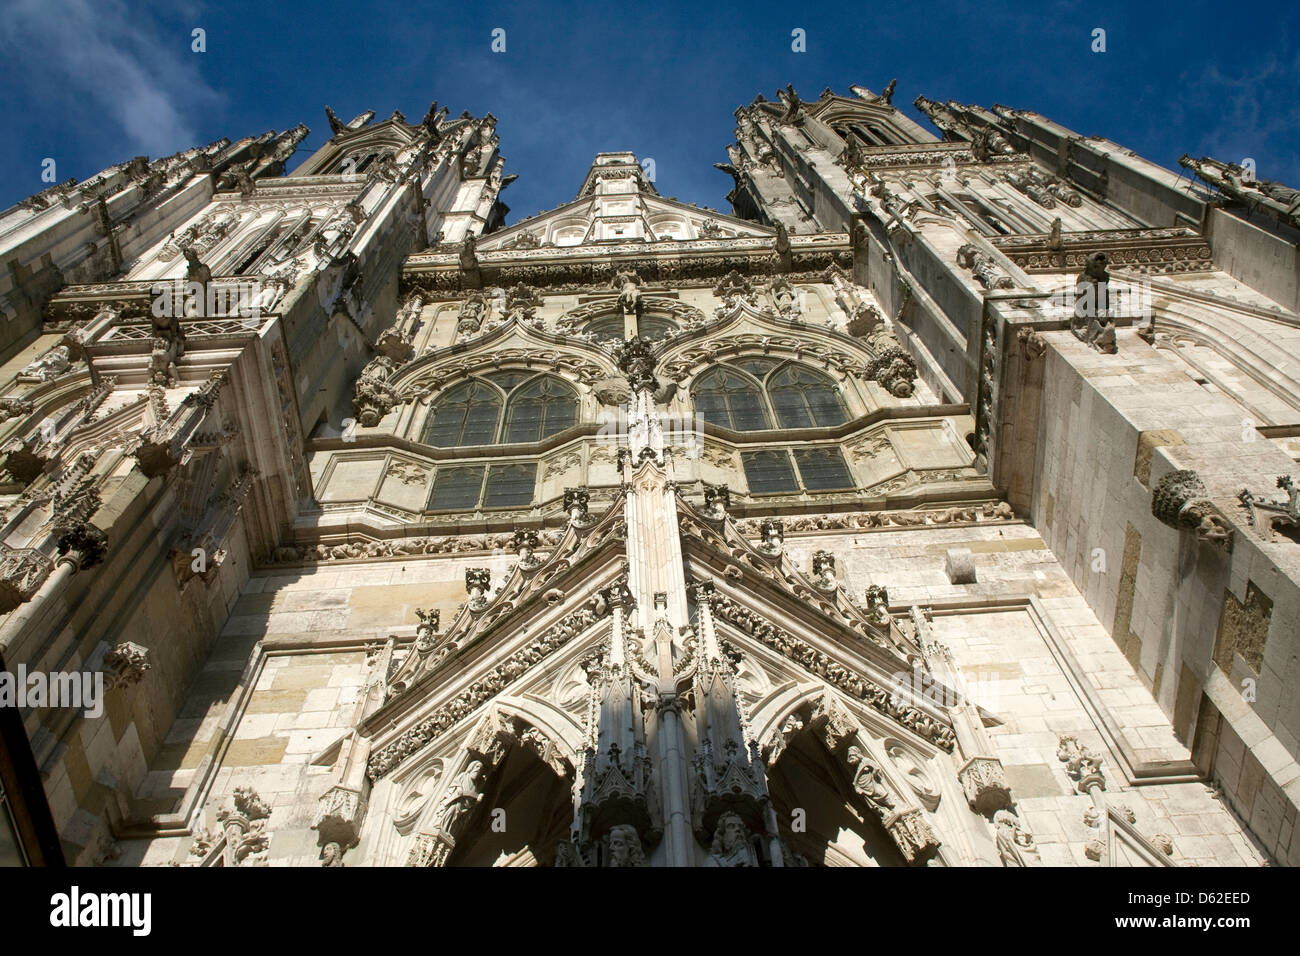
[0,0,224,158]
[1172,48,1300,182]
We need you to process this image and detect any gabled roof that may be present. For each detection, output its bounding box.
[475,152,774,252]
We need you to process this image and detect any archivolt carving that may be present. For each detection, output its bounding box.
[706,591,955,751]
[368,594,614,780]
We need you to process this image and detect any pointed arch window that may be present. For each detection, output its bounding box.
[768,364,847,428]
[503,375,578,443]
[583,313,678,344]
[422,373,579,448]
[693,361,847,432]
[422,380,502,446]
[693,367,771,431]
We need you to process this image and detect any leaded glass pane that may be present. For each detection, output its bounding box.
[423,380,502,447]
[793,447,854,490]
[768,365,847,428]
[429,466,485,510]
[741,450,798,494]
[483,463,537,507]
[504,376,578,443]
[694,367,770,431]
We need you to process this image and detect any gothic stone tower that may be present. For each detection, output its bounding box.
[0,86,1296,868]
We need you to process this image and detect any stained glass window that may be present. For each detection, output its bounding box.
[422,375,577,447]
[693,367,771,431]
[423,380,503,447]
[768,364,847,428]
[504,376,578,443]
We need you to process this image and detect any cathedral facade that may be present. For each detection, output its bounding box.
[0,85,1296,867]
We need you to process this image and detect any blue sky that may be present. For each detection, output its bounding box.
[1,0,1297,224]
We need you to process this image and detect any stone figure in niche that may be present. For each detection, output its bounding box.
[705,811,758,867]
[320,842,345,867]
[553,839,587,867]
[604,824,647,867]
[846,745,895,811]
[993,810,1040,866]
[613,269,642,316]
[436,759,485,833]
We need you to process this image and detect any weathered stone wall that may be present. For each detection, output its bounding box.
[112,519,1264,866]
[1031,327,1300,865]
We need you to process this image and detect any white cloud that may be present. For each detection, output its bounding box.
[0,0,224,158]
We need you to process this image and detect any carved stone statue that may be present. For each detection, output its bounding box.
[705,811,758,866]
[183,248,212,287]
[846,745,895,811]
[554,839,587,867]
[993,809,1040,866]
[1071,252,1116,353]
[321,841,345,867]
[436,759,485,834]
[604,824,647,867]
[17,345,72,383]
[970,127,1015,162]
[613,269,642,315]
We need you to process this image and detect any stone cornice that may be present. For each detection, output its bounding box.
[44,277,283,325]
[402,233,851,293]
[990,227,1213,275]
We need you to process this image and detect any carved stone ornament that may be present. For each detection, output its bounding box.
[959,756,1012,816]
[564,487,591,524]
[103,641,151,689]
[757,518,784,555]
[1057,734,1105,792]
[312,785,365,849]
[212,786,272,867]
[0,543,55,614]
[811,550,837,591]
[885,807,941,864]
[692,484,726,522]
[1152,469,1234,551]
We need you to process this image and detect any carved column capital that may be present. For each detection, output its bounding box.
[885,807,941,864]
